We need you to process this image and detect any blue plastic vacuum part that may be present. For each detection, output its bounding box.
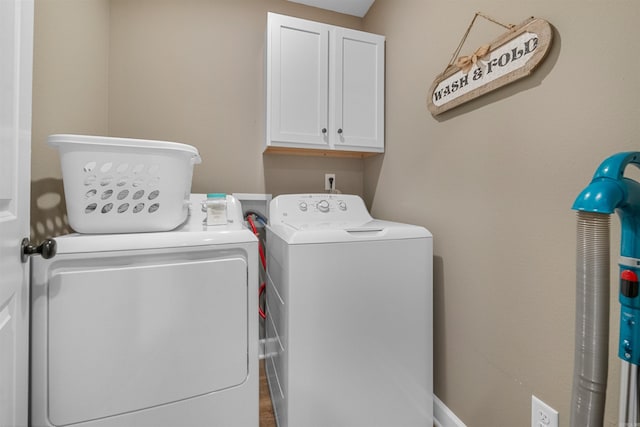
[573,152,640,365]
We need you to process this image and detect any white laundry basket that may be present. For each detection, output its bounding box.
[48,134,202,234]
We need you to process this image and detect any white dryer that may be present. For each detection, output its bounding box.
[265,194,433,427]
[30,194,259,427]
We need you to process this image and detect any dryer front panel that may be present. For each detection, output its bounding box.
[33,250,249,426]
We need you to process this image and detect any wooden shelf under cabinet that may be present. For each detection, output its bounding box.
[263,146,381,159]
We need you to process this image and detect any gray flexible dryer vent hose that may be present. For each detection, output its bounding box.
[571,211,611,427]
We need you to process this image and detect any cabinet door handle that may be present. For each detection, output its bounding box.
[322,128,327,134]
[337,128,343,134]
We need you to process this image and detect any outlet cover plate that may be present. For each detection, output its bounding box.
[324,173,335,191]
[532,395,558,427]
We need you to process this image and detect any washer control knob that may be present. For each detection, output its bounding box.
[337,201,347,211]
[298,201,308,212]
[317,200,330,213]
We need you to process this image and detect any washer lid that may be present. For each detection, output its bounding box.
[269,219,431,244]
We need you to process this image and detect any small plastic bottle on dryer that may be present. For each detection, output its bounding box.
[204,193,227,226]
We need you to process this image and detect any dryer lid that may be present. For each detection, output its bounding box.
[51,226,257,254]
[51,227,257,255]
[45,193,257,255]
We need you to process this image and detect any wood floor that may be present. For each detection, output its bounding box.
[259,360,276,427]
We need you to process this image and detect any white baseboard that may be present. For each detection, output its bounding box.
[434,395,467,427]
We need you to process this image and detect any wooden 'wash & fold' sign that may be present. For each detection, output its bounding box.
[427,17,553,116]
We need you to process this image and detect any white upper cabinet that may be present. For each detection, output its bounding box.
[266,13,385,156]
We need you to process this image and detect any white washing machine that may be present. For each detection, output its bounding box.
[265,194,433,427]
[30,194,259,427]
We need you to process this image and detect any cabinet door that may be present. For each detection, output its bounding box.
[267,13,329,148]
[331,28,385,152]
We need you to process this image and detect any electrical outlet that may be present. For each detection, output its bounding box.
[325,173,336,191]
[532,395,558,427]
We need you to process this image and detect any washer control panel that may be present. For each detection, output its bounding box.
[297,198,346,213]
[270,194,372,224]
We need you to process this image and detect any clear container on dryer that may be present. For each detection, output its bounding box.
[203,193,228,226]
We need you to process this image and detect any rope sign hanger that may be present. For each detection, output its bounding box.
[445,12,515,72]
[445,12,516,75]
[427,12,553,116]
